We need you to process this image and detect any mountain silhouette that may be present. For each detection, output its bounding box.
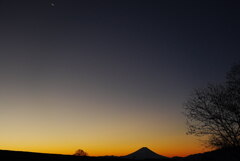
[123,147,167,160]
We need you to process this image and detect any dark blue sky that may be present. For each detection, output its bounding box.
[1,0,239,103]
[0,0,239,155]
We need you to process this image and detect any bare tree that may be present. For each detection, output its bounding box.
[184,64,240,149]
[74,149,88,156]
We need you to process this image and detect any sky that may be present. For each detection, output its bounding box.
[0,0,240,157]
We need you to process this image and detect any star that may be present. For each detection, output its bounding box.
[51,3,55,7]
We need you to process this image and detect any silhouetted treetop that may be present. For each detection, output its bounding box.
[74,149,88,156]
[184,63,240,149]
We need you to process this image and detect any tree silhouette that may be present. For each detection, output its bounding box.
[184,63,240,149]
[74,149,88,156]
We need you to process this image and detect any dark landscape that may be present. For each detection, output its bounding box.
[1,147,240,161]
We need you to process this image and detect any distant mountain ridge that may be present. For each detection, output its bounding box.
[123,147,167,160]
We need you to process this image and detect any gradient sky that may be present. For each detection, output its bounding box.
[0,0,239,157]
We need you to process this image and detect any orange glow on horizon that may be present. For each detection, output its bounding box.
[0,90,209,158]
[0,146,205,158]
[0,138,206,158]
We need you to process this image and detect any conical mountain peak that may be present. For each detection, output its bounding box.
[140,147,149,150]
[138,147,154,153]
[123,147,167,160]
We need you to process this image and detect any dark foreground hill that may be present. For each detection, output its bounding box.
[172,147,240,161]
[0,150,169,161]
[0,147,239,161]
